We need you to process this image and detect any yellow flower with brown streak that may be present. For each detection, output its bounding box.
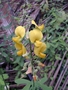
[34,41,46,58]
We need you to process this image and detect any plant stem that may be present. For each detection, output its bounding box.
[0,69,8,90]
[29,40,35,89]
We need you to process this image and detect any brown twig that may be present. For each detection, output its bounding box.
[60,76,68,90]
[49,51,68,86]
[54,59,68,90]
[48,60,59,78]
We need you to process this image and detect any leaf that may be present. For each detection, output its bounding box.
[55,54,61,60]
[14,56,21,64]
[18,58,24,67]
[3,74,8,79]
[0,75,3,80]
[50,19,56,25]
[15,78,31,85]
[38,83,52,90]
[46,42,50,49]
[2,52,8,57]
[0,44,5,47]
[22,84,31,90]
[0,75,5,85]
[0,85,4,90]
[0,80,5,85]
[39,74,47,84]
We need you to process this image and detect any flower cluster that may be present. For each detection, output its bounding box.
[12,20,46,58]
[29,20,46,58]
[12,26,27,56]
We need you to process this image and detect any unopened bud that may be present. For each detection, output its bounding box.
[38,62,45,67]
[33,75,37,81]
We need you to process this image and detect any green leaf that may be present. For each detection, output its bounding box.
[2,52,8,57]
[0,75,3,80]
[3,74,8,79]
[0,44,5,47]
[38,83,52,90]
[19,60,24,67]
[50,19,56,25]
[46,42,50,49]
[55,54,61,60]
[15,78,31,85]
[0,85,4,90]
[14,56,21,64]
[0,80,5,85]
[22,84,31,90]
[0,75,5,85]
[39,74,47,84]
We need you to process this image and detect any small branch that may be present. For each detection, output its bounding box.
[29,40,35,88]
[50,51,68,86]
[54,59,68,90]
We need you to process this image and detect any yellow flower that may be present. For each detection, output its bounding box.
[31,20,44,31]
[29,29,43,43]
[34,42,46,58]
[16,43,27,56]
[34,40,42,47]
[12,36,21,43]
[15,26,25,39]
[12,26,27,56]
[14,42,23,50]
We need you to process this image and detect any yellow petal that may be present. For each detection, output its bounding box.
[15,42,22,50]
[14,42,27,56]
[31,20,44,31]
[31,20,38,27]
[39,53,46,58]
[15,26,25,38]
[29,29,43,43]
[34,40,42,47]
[38,24,45,31]
[22,45,27,54]
[17,45,27,56]
[12,36,20,43]
[17,49,23,56]
[34,42,46,58]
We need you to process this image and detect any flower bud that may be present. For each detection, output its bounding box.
[33,75,37,81]
[38,62,45,67]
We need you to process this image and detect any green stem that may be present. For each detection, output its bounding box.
[0,69,8,90]
[29,40,35,89]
